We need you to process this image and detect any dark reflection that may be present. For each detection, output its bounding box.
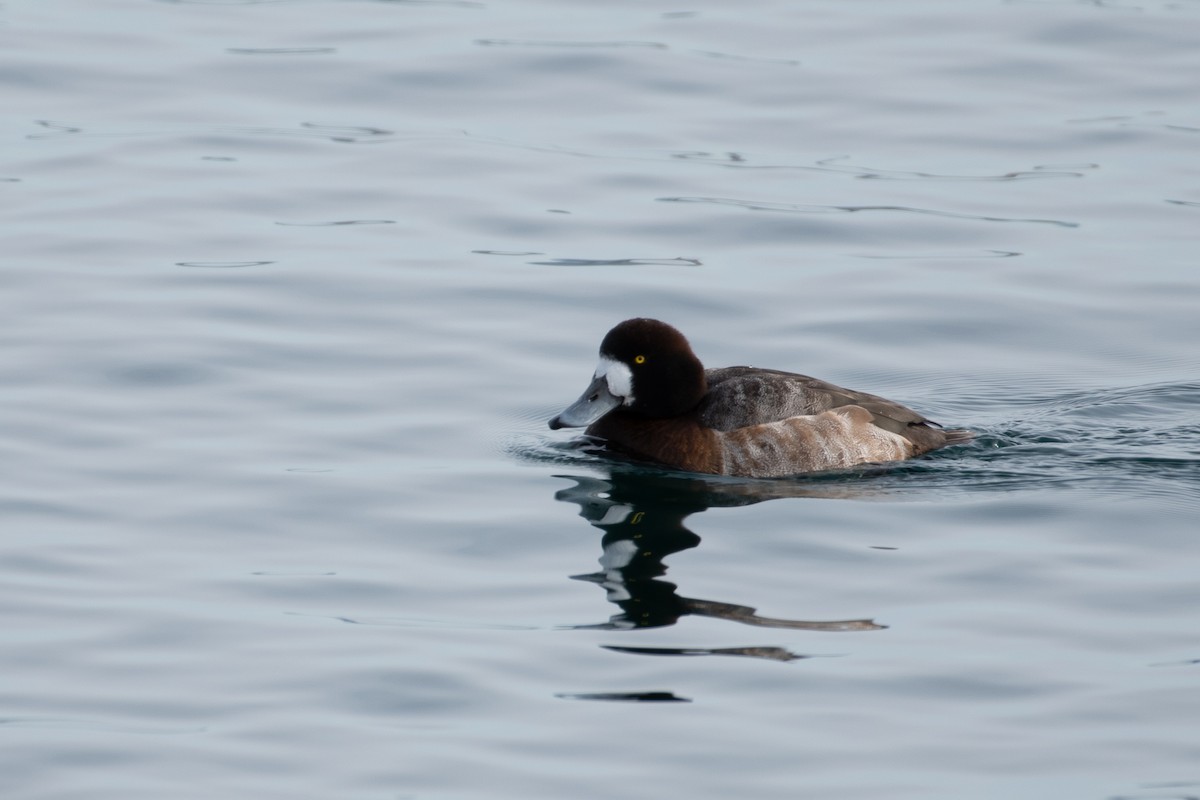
[554,470,886,642]
[556,691,690,704]
[602,645,805,663]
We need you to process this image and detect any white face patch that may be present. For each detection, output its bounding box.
[595,356,635,406]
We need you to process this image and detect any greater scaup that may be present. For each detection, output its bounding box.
[549,318,972,478]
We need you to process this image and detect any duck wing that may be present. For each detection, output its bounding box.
[698,366,933,436]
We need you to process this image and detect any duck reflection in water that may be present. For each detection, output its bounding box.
[554,467,885,662]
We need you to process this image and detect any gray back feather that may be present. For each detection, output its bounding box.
[697,367,931,435]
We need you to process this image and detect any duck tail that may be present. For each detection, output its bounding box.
[940,428,975,446]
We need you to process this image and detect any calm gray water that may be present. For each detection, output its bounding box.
[4,0,1200,798]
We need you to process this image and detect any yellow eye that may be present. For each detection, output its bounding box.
[634,355,646,364]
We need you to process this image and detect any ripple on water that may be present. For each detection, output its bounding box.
[504,381,1200,509]
[175,261,273,269]
[656,196,1081,228]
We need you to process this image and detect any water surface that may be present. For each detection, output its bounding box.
[3,0,1200,798]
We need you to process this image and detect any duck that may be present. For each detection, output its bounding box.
[549,318,972,478]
